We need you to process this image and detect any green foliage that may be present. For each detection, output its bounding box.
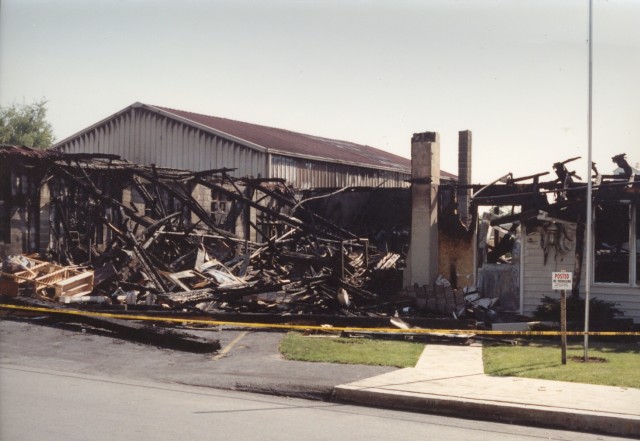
[0,99,54,148]
[483,340,640,388]
[533,295,623,327]
[279,332,424,368]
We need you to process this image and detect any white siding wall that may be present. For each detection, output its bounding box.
[522,226,640,323]
[591,283,640,323]
[522,226,583,317]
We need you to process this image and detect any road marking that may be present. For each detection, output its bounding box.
[212,331,249,360]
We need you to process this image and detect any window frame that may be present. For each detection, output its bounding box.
[592,201,638,287]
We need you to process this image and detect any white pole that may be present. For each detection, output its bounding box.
[584,0,594,361]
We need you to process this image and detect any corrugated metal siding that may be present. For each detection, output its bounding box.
[56,108,267,178]
[270,155,410,189]
[56,106,411,188]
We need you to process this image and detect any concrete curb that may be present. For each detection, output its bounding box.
[333,385,640,438]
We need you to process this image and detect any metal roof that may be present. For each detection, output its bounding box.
[153,104,415,171]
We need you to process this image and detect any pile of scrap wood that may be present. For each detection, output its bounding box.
[1,255,94,302]
[0,146,406,317]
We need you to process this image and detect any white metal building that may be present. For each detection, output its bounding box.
[53,102,456,189]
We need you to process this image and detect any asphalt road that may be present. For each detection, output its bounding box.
[1,365,628,441]
[2,317,634,440]
[0,317,394,399]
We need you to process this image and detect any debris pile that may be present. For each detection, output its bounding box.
[0,146,406,317]
[0,256,94,301]
[2,146,638,327]
[400,277,500,325]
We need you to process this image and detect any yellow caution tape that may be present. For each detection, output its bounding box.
[1,303,639,336]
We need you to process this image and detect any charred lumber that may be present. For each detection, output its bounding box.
[49,162,155,228]
[5,298,220,353]
[134,168,239,240]
[612,153,633,178]
[242,179,359,240]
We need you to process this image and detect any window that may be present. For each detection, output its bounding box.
[594,202,638,285]
[210,192,229,225]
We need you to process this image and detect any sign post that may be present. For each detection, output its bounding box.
[552,271,572,365]
[560,289,567,364]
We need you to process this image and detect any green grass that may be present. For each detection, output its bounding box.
[483,340,640,388]
[280,333,640,388]
[279,332,424,368]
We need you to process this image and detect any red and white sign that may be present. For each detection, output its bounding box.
[552,271,573,290]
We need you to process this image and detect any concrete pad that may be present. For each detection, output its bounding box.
[334,344,640,437]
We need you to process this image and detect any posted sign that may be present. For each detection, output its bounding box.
[552,271,572,291]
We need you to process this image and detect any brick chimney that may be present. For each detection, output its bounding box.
[458,130,472,226]
[404,131,440,287]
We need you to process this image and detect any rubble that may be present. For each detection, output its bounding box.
[1,145,637,330]
[0,256,94,300]
[0,146,406,320]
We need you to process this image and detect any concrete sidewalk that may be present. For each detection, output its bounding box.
[334,344,640,438]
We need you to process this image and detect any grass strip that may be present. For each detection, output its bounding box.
[279,332,424,368]
[483,339,640,388]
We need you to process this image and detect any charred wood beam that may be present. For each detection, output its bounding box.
[204,179,357,240]
[131,176,164,219]
[222,171,247,200]
[150,164,167,218]
[6,299,220,353]
[236,179,358,240]
[49,196,75,262]
[189,167,237,179]
[74,159,103,195]
[474,179,639,206]
[194,178,345,241]
[49,163,155,228]
[134,212,181,240]
[133,169,240,240]
[72,314,221,353]
[57,153,121,162]
[489,209,538,226]
[240,177,288,184]
[612,153,633,178]
[102,216,170,292]
[155,231,261,246]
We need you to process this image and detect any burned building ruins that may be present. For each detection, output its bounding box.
[1,103,638,327]
[0,144,414,318]
[467,154,640,324]
[0,105,457,324]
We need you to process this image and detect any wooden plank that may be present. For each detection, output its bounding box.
[52,271,94,298]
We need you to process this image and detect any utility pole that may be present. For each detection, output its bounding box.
[584,0,594,361]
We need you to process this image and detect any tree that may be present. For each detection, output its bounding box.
[0,99,55,148]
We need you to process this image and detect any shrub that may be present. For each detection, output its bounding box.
[533,295,623,328]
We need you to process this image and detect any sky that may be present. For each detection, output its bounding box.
[1,0,639,184]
